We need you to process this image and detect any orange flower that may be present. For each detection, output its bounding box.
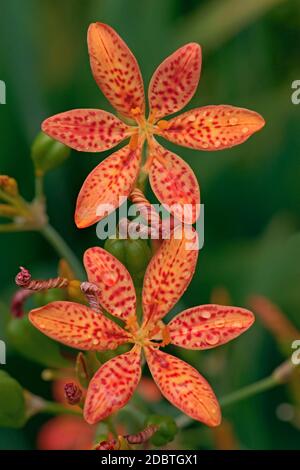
[29,226,254,427]
[42,23,265,228]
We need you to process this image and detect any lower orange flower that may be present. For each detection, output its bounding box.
[29,226,254,427]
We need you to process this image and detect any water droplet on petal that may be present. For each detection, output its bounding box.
[228,117,238,125]
[214,140,221,148]
[215,319,225,328]
[200,311,211,319]
[242,127,249,134]
[232,321,243,328]
[92,338,99,346]
[202,142,209,149]
[205,332,220,345]
[144,294,153,305]
[102,271,118,287]
[183,270,191,280]
[113,307,123,317]
[188,115,196,122]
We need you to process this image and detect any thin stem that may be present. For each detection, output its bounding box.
[175,360,297,429]
[0,223,36,233]
[41,401,82,416]
[35,174,45,202]
[219,375,275,408]
[40,224,85,280]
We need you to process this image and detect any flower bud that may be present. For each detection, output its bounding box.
[104,238,152,279]
[0,175,19,197]
[145,415,178,446]
[64,382,83,405]
[31,132,71,175]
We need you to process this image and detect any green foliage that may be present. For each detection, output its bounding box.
[0,371,26,428]
[146,415,178,446]
[104,237,152,281]
[7,316,70,368]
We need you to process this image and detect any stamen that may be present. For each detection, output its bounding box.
[157,119,171,131]
[129,132,139,150]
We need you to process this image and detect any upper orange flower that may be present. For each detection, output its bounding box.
[29,226,254,426]
[42,23,265,228]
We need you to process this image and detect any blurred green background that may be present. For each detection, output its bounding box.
[0,0,300,450]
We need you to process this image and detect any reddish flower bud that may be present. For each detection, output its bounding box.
[15,267,31,287]
[64,382,83,405]
[10,289,33,318]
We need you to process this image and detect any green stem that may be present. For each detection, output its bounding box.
[176,360,297,429]
[40,224,85,280]
[35,174,45,202]
[219,375,275,408]
[41,401,82,416]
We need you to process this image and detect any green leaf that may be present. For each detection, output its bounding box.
[7,316,71,368]
[0,371,26,428]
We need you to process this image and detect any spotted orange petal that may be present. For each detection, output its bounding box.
[145,348,221,426]
[84,346,141,424]
[88,23,145,119]
[29,301,130,351]
[42,109,131,152]
[148,43,201,121]
[149,141,200,223]
[158,105,265,150]
[75,143,141,228]
[84,247,136,322]
[168,304,254,350]
[142,225,199,327]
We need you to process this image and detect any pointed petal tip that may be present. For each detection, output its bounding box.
[83,347,141,424]
[87,22,145,119]
[160,105,265,151]
[209,409,222,427]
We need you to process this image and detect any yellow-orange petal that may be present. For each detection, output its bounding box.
[84,346,141,424]
[29,301,130,351]
[142,225,199,327]
[158,105,265,150]
[75,143,141,228]
[168,304,254,350]
[84,247,136,321]
[88,23,145,119]
[145,348,221,426]
[149,141,200,223]
[42,109,131,152]
[148,43,201,121]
